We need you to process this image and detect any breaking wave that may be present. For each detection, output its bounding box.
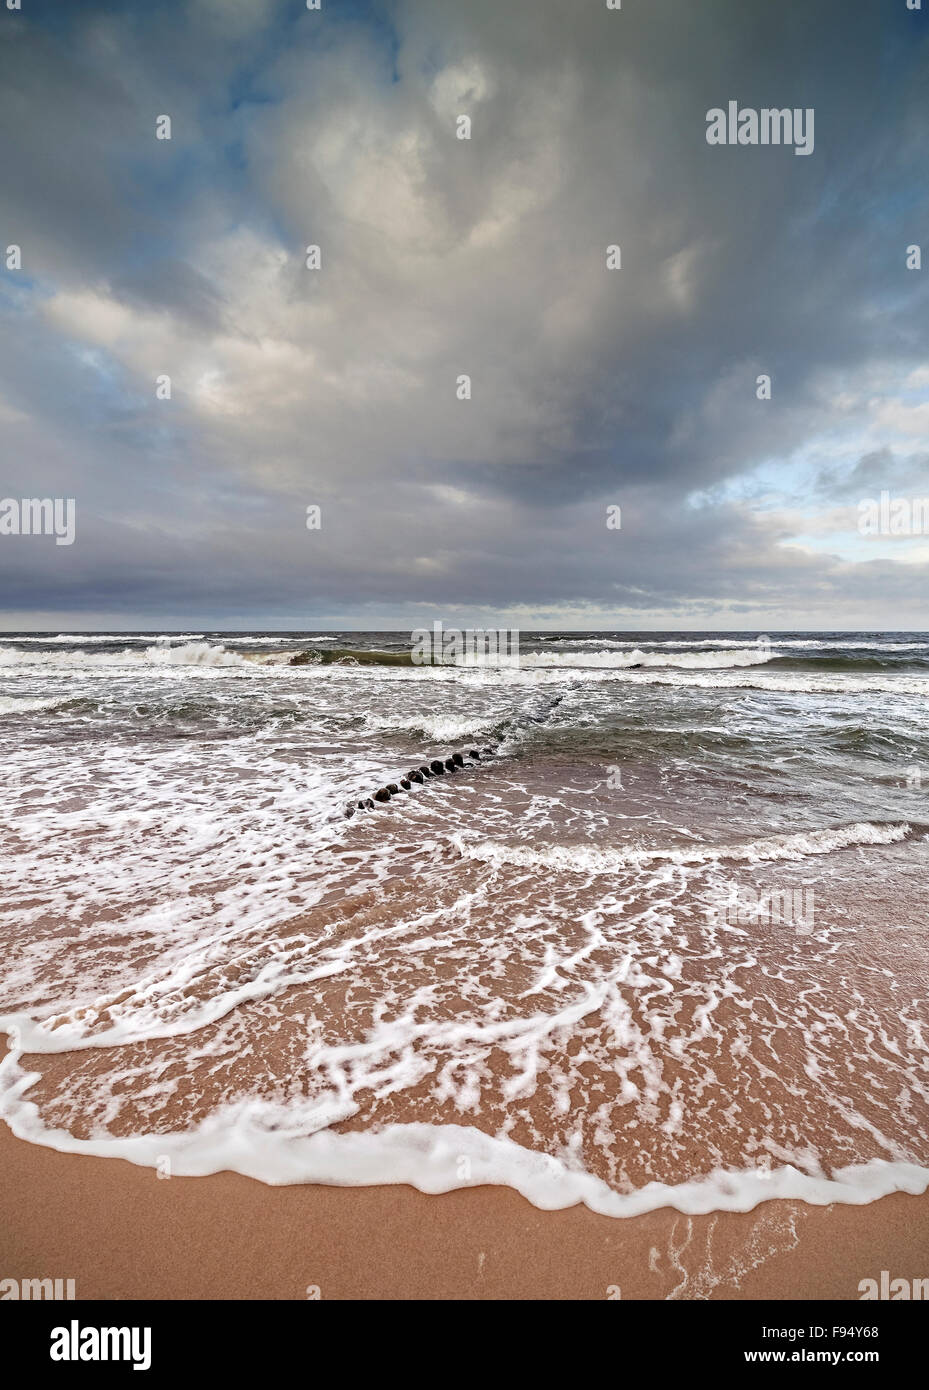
[455,821,916,875]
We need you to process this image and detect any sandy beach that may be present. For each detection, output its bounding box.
[2,1117,927,1301]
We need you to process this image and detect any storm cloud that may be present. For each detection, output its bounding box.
[1,0,927,629]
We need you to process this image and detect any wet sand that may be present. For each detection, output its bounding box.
[1,1119,927,1300]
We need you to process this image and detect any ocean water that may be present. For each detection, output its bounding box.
[0,631,927,1215]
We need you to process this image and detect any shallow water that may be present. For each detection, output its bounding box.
[1,631,927,1214]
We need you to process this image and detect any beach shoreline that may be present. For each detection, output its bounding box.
[2,1119,927,1301]
[2,630,928,1301]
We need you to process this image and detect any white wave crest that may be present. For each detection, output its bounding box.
[365,712,497,742]
[519,647,774,670]
[456,821,913,875]
[0,641,250,669]
[0,694,77,715]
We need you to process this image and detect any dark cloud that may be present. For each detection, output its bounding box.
[0,0,928,628]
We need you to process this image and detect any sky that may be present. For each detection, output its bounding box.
[0,0,927,631]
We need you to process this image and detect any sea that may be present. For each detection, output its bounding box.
[0,630,927,1216]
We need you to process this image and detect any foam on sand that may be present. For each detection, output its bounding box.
[0,1056,926,1217]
